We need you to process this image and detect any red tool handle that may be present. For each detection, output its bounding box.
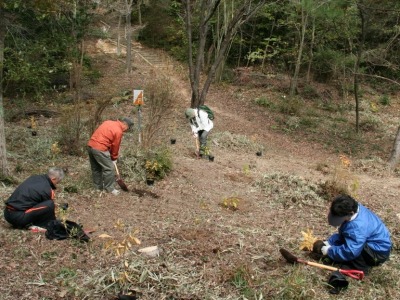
[339,268,364,280]
[304,260,364,280]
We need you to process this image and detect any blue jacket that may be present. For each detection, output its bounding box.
[327,204,391,262]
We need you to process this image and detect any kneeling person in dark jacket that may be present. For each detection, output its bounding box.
[4,167,65,229]
[314,194,392,275]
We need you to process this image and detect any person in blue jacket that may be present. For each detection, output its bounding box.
[314,194,391,275]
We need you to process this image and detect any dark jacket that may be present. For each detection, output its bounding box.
[5,174,56,211]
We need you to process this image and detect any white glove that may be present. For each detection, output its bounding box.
[323,241,331,247]
[321,245,331,255]
[112,160,117,165]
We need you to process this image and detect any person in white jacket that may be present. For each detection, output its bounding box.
[185,108,214,157]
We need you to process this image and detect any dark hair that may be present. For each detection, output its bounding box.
[330,194,358,217]
[119,117,134,130]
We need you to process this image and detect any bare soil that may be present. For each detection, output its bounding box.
[1,36,400,300]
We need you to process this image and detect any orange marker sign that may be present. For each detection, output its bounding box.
[133,90,144,106]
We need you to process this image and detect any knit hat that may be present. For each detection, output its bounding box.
[185,108,196,119]
[121,117,134,130]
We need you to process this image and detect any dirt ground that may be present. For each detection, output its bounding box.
[1,35,400,300]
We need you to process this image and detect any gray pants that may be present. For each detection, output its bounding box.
[198,130,209,149]
[87,147,115,192]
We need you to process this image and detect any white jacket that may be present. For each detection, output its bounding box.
[189,108,214,136]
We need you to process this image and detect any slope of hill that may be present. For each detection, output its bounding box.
[1,33,399,299]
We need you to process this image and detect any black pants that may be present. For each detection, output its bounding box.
[4,200,56,228]
[341,244,390,275]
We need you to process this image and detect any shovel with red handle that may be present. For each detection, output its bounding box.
[280,248,364,280]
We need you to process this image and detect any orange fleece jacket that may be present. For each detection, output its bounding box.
[88,120,125,161]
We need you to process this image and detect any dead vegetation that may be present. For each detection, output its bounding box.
[1,37,400,300]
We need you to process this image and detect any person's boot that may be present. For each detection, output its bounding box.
[328,271,349,294]
[199,145,209,158]
[199,146,206,158]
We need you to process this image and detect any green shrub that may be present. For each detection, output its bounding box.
[277,96,302,116]
[312,49,351,83]
[299,116,318,128]
[144,147,173,180]
[301,84,320,100]
[285,116,301,130]
[255,96,273,108]
[379,94,390,106]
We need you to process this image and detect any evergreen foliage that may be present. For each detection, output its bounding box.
[3,1,95,99]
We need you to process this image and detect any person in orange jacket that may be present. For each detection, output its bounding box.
[87,118,133,195]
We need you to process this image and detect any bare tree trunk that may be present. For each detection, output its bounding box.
[184,0,266,108]
[117,13,122,56]
[388,126,400,170]
[245,24,256,67]
[306,16,315,83]
[0,11,8,176]
[125,0,133,74]
[236,28,243,67]
[214,0,233,82]
[354,3,367,133]
[137,0,142,26]
[261,20,275,73]
[353,58,360,133]
[290,5,308,97]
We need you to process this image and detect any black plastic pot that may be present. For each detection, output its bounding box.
[208,155,214,162]
[32,131,37,136]
[146,178,155,186]
[60,203,69,211]
[170,138,176,144]
[256,151,262,156]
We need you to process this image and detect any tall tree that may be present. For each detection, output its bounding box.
[389,126,400,171]
[350,0,400,132]
[289,0,309,96]
[353,1,367,133]
[124,0,135,74]
[0,5,9,176]
[289,0,333,96]
[106,0,137,73]
[183,0,268,108]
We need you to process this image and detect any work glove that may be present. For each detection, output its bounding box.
[112,159,117,165]
[322,244,331,255]
[312,240,325,254]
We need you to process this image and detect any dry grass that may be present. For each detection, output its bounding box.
[1,37,400,300]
